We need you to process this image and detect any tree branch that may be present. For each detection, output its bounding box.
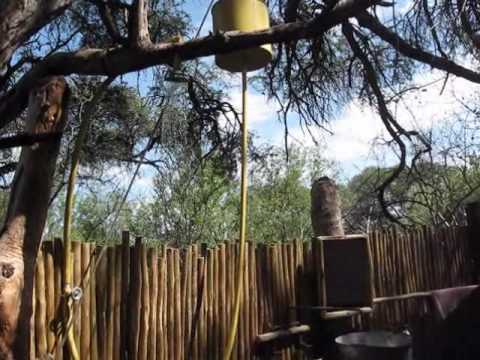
[128,0,151,46]
[0,0,72,70]
[285,0,302,22]
[90,0,127,44]
[0,0,381,130]
[0,132,62,150]
[0,163,17,177]
[356,11,480,83]
[343,21,406,225]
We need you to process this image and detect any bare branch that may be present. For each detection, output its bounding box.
[90,0,127,44]
[0,0,72,70]
[0,132,62,149]
[0,163,16,176]
[343,21,406,225]
[356,12,480,83]
[285,0,302,22]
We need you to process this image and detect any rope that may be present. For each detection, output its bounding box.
[224,70,249,359]
[195,0,216,39]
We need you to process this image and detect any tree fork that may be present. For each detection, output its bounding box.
[0,76,69,359]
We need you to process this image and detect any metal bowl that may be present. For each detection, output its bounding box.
[335,331,411,360]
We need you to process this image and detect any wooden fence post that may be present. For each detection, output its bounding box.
[466,201,480,281]
[120,231,130,360]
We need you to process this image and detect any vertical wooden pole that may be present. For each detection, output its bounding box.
[96,245,108,360]
[249,242,258,358]
[114,244,123,360]
[120,231,130,360]
[138,243,150,360]
[148,247,159,360]
[35,247,48,357]
[183,246,192,360]
[466,202,480,281]
[189,246,199,360]
[175,250,183,360]
[53,237,63,360]
[106,246,116,360]
[213,248,221,359]
[166,249,175,359]
[129,237,142,358]
[44,241,56,353]
[200,255,208,358]
[73,241,82,355]
[157,253,166,360]
[90,245,98,360]
[81,243,91,360]
[218,243,226,357]
[256,245,266,333]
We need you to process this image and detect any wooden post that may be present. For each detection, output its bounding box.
[310,177,345,308]
[120,231,130,360]
[311,177,345,237]
[128,237,142,358]
[44,241,56,353]
[466,201,480,281]
[310,177,347,359]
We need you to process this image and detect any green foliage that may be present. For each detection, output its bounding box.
[340,160,480,231]
[247,146,333,243]
[136,158,238,246]
[46,145,336,246]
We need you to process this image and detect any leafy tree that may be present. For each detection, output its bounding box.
[100,145,335,246]
[248,146,335,243]
[341,162,480,232]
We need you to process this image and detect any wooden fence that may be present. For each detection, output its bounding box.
[31,226,473,359]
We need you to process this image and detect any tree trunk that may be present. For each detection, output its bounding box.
[0,76,69,359]
[311,176,344,237]
[0,0,72,70]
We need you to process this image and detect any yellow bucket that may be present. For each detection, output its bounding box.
[212,0,272,72]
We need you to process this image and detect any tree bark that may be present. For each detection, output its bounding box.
[0,76,69,359]
[0,0,72,70]
[311,176,344,237]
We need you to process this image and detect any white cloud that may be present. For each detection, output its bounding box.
[228,88,280,126]
[279,101,385,165]
[392,69,479,131]
[100,165,154,198]
[265,68,480,177]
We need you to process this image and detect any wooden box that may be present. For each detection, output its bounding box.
[317,234,373,307]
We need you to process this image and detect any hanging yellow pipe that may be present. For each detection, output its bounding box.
[224,70,248,359]
[211,2,271,357]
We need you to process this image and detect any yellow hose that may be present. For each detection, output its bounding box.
[60,77,114,359]
[224,70,249,359]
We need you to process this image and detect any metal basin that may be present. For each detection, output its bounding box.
[335,331,411,360]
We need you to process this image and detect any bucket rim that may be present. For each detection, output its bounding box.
[335,330,411,349]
